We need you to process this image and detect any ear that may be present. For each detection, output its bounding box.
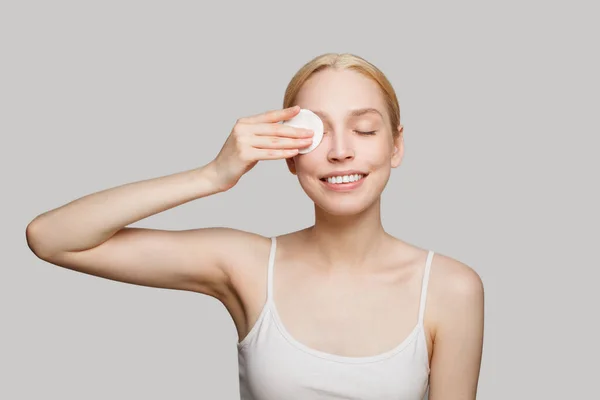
[286,156,298,175]
[391,124,404,168]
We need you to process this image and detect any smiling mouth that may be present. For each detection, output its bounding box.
[319,173,368,185]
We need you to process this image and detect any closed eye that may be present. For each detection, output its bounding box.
[355,130,377,135]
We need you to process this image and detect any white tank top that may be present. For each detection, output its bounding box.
[237,237,434,399]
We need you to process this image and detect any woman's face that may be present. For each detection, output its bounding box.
[287,68,404,216]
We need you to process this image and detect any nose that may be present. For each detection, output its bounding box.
[326,130,355,162]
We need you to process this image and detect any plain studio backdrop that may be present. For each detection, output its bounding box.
[1,1,598,399]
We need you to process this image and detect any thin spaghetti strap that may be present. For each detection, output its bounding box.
[418,250,435,324]
[266,237,277,302]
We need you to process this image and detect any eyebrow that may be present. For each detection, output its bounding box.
[312,108,384,122]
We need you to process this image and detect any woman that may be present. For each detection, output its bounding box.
[26,53,484,399]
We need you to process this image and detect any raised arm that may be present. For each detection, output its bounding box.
[25,163,241,297]
[25,105,314,301]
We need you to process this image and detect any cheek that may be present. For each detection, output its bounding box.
[293,153,321,176]
[364,144,392,168]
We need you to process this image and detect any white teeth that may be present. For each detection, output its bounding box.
[326,174,364,184]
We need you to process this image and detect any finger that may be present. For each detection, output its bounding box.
[239,105,300,124]
[250,135,313,150]
[247,123,314,138]
[252,148,299,160]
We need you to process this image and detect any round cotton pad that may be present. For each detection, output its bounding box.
[282,109,324,154]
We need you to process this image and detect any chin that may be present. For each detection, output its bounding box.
[316,198,375,217]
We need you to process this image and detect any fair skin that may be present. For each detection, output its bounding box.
[26,68,483,398]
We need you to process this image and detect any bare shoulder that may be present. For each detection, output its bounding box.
[428,251,485,336]
[426,252,485,396]
[213,228,274,288]
[387,239,484,310]
[202,227,272,276]
[431,252,484,297]
[184,227,274,317]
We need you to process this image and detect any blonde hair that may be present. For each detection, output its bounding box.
[283,53,401,137]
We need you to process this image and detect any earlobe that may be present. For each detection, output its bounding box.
[391,125,404,168]
[391,146,403,168]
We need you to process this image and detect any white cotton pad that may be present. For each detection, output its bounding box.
[282,109,324,154]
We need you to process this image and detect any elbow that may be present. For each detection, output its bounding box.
[25,218,55,261]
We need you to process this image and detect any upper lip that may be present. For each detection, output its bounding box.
[320,170,368,179]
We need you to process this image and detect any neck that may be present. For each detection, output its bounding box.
[304,198,389,272]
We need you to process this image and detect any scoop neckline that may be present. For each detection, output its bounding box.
[268,299,423,364]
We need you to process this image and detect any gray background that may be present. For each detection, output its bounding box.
[2,1,598,399]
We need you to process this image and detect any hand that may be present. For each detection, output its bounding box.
[210,106,314,191]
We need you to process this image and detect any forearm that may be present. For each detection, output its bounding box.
[26,162,222,257]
